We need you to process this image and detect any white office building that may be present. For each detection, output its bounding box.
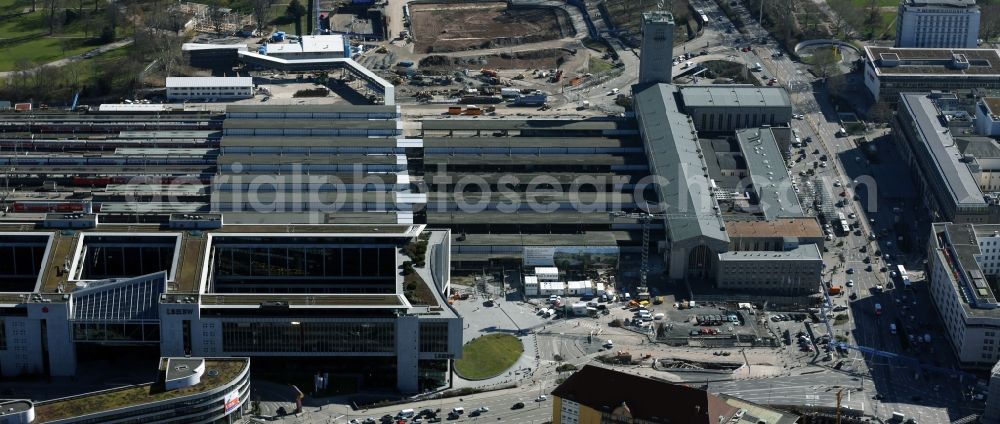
[896,0,980,48]
[928,222,1000,369]
[165,77,254,101]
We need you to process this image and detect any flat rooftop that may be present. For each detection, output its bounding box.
[265,34,346,54]
[718,243,822,261]
[226,104,398,114]
[166,77,252,88]
[865,46,1000,76]
[736,127,804,219]
[423,153,646,166]
[220,136,398,147]
[899,93,986,207]
[933,223,1000,316]
[725,218,823,239]
[197,293,409,307]
[421,119,634,131]
[223,119,398,130]
[33,358,248,423]
[217,153,401,165]
[421,137,642,149]
[427,211,638,225]
[453,231,621,247]
[15,223,421,294]
[983,98,1000,118]
[679,85,791,109]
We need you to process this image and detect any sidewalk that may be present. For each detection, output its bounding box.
[0,38,132,77]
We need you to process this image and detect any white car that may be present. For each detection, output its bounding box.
[848,213,856,219]
[846,280,854,287]
[820,161,828,168]
[536,395,548,402]
[833,180,841,187]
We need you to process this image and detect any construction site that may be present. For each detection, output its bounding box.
[409,1,575,54]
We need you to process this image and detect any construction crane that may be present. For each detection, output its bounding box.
[609,211,665,300]
[835,388,844,424]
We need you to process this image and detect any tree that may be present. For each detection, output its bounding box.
[208,0,227,33]
[250,0,273,32]
[863,0,880,39]
[981,2,1000,43]
[868,100,894,123]
[306,0,313,35]
[811,47,839,79]
[286,0,306,36]
[44,0,62,35]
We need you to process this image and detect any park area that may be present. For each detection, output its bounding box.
[409,1,574,54]
[0,0,125,71]
[454,334,524,380]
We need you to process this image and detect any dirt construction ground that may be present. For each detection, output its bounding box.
[410,1,574,54]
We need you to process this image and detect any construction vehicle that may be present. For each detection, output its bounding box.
[636,286,650,301]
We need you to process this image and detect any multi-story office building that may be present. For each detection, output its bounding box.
[0,105,460,394]
[984,360,1000,424]
[893,92,1000,223]
[31,357,250,424]
[976,97,1000,136]
[678,86,793,133]
[928,222,1000,369]
[165,77,254,101]
[863,46,1000,100]
[551,365,800,424]
[897,0,980,48]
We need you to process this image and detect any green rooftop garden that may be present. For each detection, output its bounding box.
[34,359,247,422]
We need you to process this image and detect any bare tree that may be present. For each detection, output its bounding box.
[250,0,274,32]
[44,0,62,35]
[981,2,1000,43]
[208,0,227,33]
[811,46,839,79]
[868,100,894,123]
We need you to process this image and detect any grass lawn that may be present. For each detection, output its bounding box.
[454,334,523,380]
[588,57,614,74]
[848,0,898,8]
[0,9,44,38]
[0,37,95,70]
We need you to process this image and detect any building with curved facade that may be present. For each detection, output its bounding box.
[30,357,249,424]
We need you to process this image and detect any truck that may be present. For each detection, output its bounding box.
[636,286,650,301]
[500,87,520,97]
[447,106,462,115]
[897,265,911,288]
[480,68,498,77]
[828,286,842,295]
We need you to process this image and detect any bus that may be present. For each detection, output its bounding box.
[696,9,710,24]
[837,212,850,234]
[897,265,911,288]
